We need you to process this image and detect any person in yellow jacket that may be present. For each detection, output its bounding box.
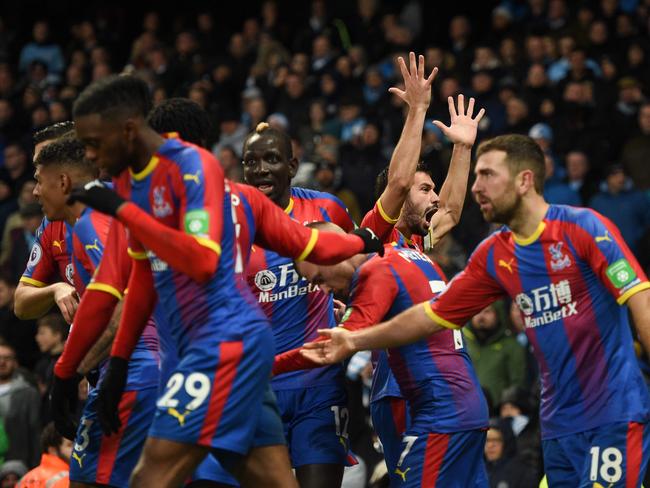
[18,422,71,488]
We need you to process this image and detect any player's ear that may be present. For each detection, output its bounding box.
[288,157,299,179]
[60,172,72,195]
[123,117,138,143]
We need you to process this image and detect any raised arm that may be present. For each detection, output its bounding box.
[427,94,485,247]
[377,52,438,222]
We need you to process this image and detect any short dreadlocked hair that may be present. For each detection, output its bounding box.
[34,138,98,178]
[73,75,152,120]
[33,121,75,145]
[147,98,212,148]
[242,122,293,159]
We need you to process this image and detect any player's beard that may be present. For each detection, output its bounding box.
[402,198,430,237]
[483,190,522,226]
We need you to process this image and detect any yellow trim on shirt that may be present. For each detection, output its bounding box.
[195,237,222,255]
[376,199,400,224]
[513,221,546,246]
[127,248,148,260]
[19,276,47,287]
[130,156,159,181]
[617,281,650,305]
[422,301,461,330]
[284,198,294,214]
[296,229,319,262]
[86,282,124,300]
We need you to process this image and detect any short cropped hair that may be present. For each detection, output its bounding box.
[147,98,211,148]
[41,422,64,453]
[33,121,75,144]
[34,137,99,178]
[476,134,545,194]
[374,162,431,202]
[73,74,152,120]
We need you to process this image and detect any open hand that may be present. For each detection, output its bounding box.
[300,327,356,365]
[433,94,485,148]
[388,52,438,110]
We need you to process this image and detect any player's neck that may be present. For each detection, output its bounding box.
[507,195,549,239]
[63,201,85,226]
[276,189,291,211]
[130,129,166,174]
[395,220,412,240]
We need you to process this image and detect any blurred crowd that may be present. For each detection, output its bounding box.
[0,0,649,486]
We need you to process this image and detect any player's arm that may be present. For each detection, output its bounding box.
[247,187,381,262]
[576,210,650,355]
[15,221,78,322]
[302,245,505,363]
[375,52,437,223]
[14,281,78,323]
[274,262,397,373]
[77,299,123,375]
[427,94,485,247]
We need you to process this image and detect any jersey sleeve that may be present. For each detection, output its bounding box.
[175,148,224,250]
[425,240,506,329]
[20,219,58,287]
[343,261,399,331]
[245,186,366,263]
[322,194,356,232]
[572,209,650,304]
[86,219,131,300]
[360,200,399,244]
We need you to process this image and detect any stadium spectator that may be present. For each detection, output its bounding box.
[18,21,64,77]
[588,163,650,255]
[33,313,66,425]
[484,419,537,488]
[463,301,527,411]
[621,102,650,190]
[0,342,40,468]
[16,422,70,488]
[2,203,42,284]
[0,460,27,488]
[564,150,598,205]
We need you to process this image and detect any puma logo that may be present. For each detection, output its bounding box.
[394,467,410,482]
[167,407,190,426]
[183,171,201,185]
[595,231,612,243]
[72,451,86,467]
[85,239,101,252]
[498,258,514,274]
[52,240,63,251]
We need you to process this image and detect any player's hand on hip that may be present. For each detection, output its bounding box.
[301,327,356,364]
[433,94,486,148]
[352,227,385,256]
[67,180,126,217]
[388,52,438,110]
[50,373,82,440]
[53,283,79,324]
[96,356,129,436]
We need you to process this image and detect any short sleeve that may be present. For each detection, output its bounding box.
[322,194,356,232]
[20,219,58,287]
[425,240,506,329]
[571,209,650,304]
[343,260,399,331]
[360,200,398,244]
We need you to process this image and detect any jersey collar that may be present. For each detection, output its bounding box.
[512,220,546,246]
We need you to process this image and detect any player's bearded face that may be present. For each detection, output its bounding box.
[472,152,521,225]
[75,114,131,177]
[402,171,439,237]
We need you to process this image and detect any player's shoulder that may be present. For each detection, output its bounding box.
[546,204,611,234]
[472,227,507,255]
[291,187,346,208]
[158,137,213,171]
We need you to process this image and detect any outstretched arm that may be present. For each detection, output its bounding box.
[428,94,485,247]
[376,52,438,223]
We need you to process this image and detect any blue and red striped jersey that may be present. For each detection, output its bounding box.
[114,138,267,356]
[246,187,356,389]
[69,211,159,390]
[20,218,73,287]
[361,200,425,251]
[425,204,650,439]
[345,244,488,434]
